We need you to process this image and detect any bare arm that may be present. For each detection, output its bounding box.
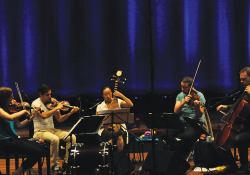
[0,108,30,121]
[36,102,64,119]
[15,108,39,128]
[216,105,228,111]
[54,107,79,123]
[194,100,204,118]
[174,95,192,114]
[114,91,133,108]
[174,96,204,117]
[174,101,185,114]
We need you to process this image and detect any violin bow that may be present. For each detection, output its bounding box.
[188,58,202,95]
[15,82,25,110]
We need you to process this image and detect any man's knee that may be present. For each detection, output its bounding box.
[71,134,76,144]
[64,134,76,144]
[50,136,60,146]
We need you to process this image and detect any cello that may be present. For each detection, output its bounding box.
[214,91,250,150]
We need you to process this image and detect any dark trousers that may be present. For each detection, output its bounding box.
[0,138,44,170]
[99,129,123,143]
[234,128,250,165]
[161,123,200,159]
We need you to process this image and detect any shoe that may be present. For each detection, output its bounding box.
[51,165,62,174]
[62,162,70,172]
[217,163,238,174]
[239,164,249,174]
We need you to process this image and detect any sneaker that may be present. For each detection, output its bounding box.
[62,162,70,172]
[51,165,62,174]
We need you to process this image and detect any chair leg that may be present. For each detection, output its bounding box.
[46,147,50,175]
[15,153,19,170]
[6,153,10,175]
[38,157,42,175]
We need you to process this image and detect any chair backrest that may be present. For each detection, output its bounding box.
[29,121,34,138]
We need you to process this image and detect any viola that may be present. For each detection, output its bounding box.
[189,89,200,104]
[188,89,205,107]
[9,99,43,113]
[45,98,84,112]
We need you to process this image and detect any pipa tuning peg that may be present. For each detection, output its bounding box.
[120,78,126,81]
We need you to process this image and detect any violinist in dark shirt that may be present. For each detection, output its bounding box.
[216,67,250,174]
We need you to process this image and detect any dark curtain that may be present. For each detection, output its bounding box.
[0,0,250,100]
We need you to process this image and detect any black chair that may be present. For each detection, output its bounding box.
[0,150,19,175]
[29,122,50,175]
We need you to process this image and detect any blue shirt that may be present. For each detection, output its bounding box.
[176,91,206,123]
[0,108,19,141]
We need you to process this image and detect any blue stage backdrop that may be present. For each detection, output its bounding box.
[0,0,250,100]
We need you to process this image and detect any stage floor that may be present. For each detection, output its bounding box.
[0,149,248,175]
[0,111,246,175]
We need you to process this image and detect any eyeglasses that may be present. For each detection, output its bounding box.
[181,86,190,89]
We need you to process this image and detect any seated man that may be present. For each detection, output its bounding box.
[96,86,133,151]
[161,76,205,160]
[31,84,79,173]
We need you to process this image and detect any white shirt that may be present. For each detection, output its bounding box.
[96,98,126,135]
[31,98,54,131]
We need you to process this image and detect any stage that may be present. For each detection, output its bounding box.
[0,111,246,175]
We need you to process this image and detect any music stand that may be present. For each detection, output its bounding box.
[63,115,105,175]
[140,113,185,175]
[98,108,133,125]
[142,113,184,129]
[97,108,134,175]
[142,113,184,149]
[183,117,211,174]
[63,115,105,139]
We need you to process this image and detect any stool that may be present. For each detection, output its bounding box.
[0,151,19,175]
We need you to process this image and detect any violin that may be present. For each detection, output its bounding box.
[9,99,43,113]
[188,89,205,107]
[45,98,84,112]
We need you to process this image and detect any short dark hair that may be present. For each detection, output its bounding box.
[181,76,193,87]
[239,67,250,77]
[101,86,111,96]
[38,84,51,95]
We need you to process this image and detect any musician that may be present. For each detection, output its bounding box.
[31,84,79,173]
[216,67,250,174]
[0,87,44,175]
[161,76,205,160]
[96,86,133,151]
